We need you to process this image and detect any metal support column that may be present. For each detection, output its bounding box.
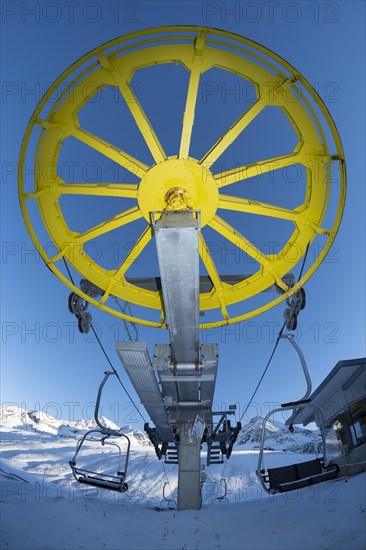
[154,210,200,365]
[116,210,221,511]
[177,422,202,511]
[155,210,202,510]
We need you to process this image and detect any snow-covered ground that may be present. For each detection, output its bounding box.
[1,405,365,549]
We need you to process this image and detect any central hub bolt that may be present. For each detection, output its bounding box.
[137,157,219,227]
[164,187,191,210]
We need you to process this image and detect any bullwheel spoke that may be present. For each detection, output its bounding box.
[76,206,143,244]
[118,79,166,164]
[214,152,301,187]
[199,98,266,166]
[58,183,139,198]
[218,195,300,221]
[99,225,154,304]
[208,215,289,291]
[198,233,229,320]
[72,127,148,178]
[179,68,201,159]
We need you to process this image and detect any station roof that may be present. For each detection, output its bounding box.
[291,357,366,426]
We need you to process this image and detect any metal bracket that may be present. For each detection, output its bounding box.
[284,287,306,330]
[68,279,103,333]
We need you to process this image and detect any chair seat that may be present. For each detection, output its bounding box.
[78,475,128,492]
[267,459,339,493]
[277,468,339,493]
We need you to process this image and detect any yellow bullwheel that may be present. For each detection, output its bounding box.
[18,26,345,329]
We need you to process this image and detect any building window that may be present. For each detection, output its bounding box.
[324,397,366,458]
[349,397,366,446]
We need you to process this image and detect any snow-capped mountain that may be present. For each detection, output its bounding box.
[1,406,321,453]
[0,404,152,446]
[237,416,322,454]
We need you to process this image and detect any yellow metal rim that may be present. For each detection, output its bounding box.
[18,26,346,328]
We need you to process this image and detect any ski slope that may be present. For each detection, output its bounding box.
[1,406,365,549]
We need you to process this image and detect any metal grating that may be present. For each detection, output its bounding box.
[115,342,173,441]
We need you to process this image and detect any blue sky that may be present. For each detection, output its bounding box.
[1,1,365,431]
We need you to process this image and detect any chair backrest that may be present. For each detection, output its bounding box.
[296,458,322,479]
[268,458,324,490]
[268,464,297,490]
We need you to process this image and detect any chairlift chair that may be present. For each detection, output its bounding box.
[69,371,131,492]
[261,456,339,494]
[212,478,228,504]
[257,404,339,494]
[69,429,130,492]
[256,335,339,493]
[160,481,176,508]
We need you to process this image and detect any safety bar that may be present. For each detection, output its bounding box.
[69,428,130,491]
[280,334,312,401]
[94,371,121,435]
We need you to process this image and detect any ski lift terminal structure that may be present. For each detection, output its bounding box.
[19,26,350,510]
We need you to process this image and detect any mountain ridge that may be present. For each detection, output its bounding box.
[237,415,322,453]
[1,404,321,453]
[0,404,151,447]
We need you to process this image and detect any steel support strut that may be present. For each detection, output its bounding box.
[177,423,202,510]
[155,211,202,511]
[115,211,226,510]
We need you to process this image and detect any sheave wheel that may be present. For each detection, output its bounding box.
[19,27,345,328]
